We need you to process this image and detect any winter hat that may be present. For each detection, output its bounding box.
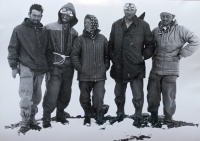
[84,14,99,39]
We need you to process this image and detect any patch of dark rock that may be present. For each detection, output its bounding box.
[113,135,151,141]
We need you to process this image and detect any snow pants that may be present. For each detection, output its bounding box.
[147,72,177,119]
[42,66,74,121]
[19,63,44,127]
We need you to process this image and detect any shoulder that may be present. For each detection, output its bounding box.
[97,34,107,41]
[74,34,84,42]
[175,25,189,32]
[45,22,60,30]
[152,27,159,33]
[137,18,150,27]
[113,18,123,25]
[71,27,78,36]
[14,24,25,31]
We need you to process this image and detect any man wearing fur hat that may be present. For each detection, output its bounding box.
[108,3,155,125]
[71,14,110,126]
[42,3,78,128]
[147,12,200,124]
[7,4,53,134]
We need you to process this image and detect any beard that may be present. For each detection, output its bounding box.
[30,19,40,25]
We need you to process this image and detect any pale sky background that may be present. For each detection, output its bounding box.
[0,0,200,141]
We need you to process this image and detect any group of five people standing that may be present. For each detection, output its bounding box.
[7,3,199,135]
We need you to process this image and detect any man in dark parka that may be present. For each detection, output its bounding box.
[108,3,155,125]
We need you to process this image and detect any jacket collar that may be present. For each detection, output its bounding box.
[121,15,138,27]
[22,18,43,29]
[82,29,101,37]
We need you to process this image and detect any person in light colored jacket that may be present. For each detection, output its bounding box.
[147,11,200,123]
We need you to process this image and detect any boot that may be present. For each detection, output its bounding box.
[96,110,105,125]
[56,117,69,125]
[164,117,173,124]
[18,126,30,135]
[102,104,109,115]
[83,116,91,126]
[42,121,51,128]
[109,113,124,125]
[133,117,142,127]
[56,109,69,124]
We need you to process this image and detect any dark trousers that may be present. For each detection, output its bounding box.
[147,72,177,118]
[79,81,105,116]
[114,79,144,118]
[42,66,74,121]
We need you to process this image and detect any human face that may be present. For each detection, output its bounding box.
[61,13,71,23]
[84,18,91,32]
[124,8,137,20]
[28,9,42,25]
[160,12,174,26]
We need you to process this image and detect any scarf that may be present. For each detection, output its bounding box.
[85,14,99,39]
[158,20,176,35]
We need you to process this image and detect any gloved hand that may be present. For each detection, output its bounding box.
[12,68,19,78]
[178,53,183,60]
[45,72,51,81]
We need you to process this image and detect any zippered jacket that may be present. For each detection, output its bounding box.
[45,3,78,68]
[71,30,110,81]
[8,18,53,72]
[151,20,200,76]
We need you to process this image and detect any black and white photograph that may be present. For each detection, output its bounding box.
[0,0,200,141]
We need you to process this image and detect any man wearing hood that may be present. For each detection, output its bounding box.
[42,3,78,128]
[108,3,155,125]
[71,14,110,126]
[7,4,53,134]
[147,12,200,124]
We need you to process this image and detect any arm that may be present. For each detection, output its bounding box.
[45,29,53,71]
[108,22,115,60]
[178,26,200,59]
[142,24,156,60]
[104,37,110,70]
[7,28,19,70]
[71,37,82,72]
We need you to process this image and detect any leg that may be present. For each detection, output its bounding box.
[147,72,162,118]
[92,80,105,114]
[19,64,34,128]
[162,75,177,120]
[30,73,44,124]
[56,66,74,119]
[79,81,93,116]
[42,67,62,122]
[114,81,127,115]
[93,80,106,125]
[130,79,144,119]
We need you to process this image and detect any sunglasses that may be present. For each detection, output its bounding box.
[60,8,73,17]
[124,3,136,10]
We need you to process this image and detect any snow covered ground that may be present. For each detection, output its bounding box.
[0,0,200,141]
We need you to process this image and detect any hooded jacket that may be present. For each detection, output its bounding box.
[151,20,200,76]
[108,16,155,82]
[71,29,109,81]
[8,18,53,72]
[45,3,78,68]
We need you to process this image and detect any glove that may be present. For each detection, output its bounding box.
[12,68,19,78]
[45,72,51,81]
